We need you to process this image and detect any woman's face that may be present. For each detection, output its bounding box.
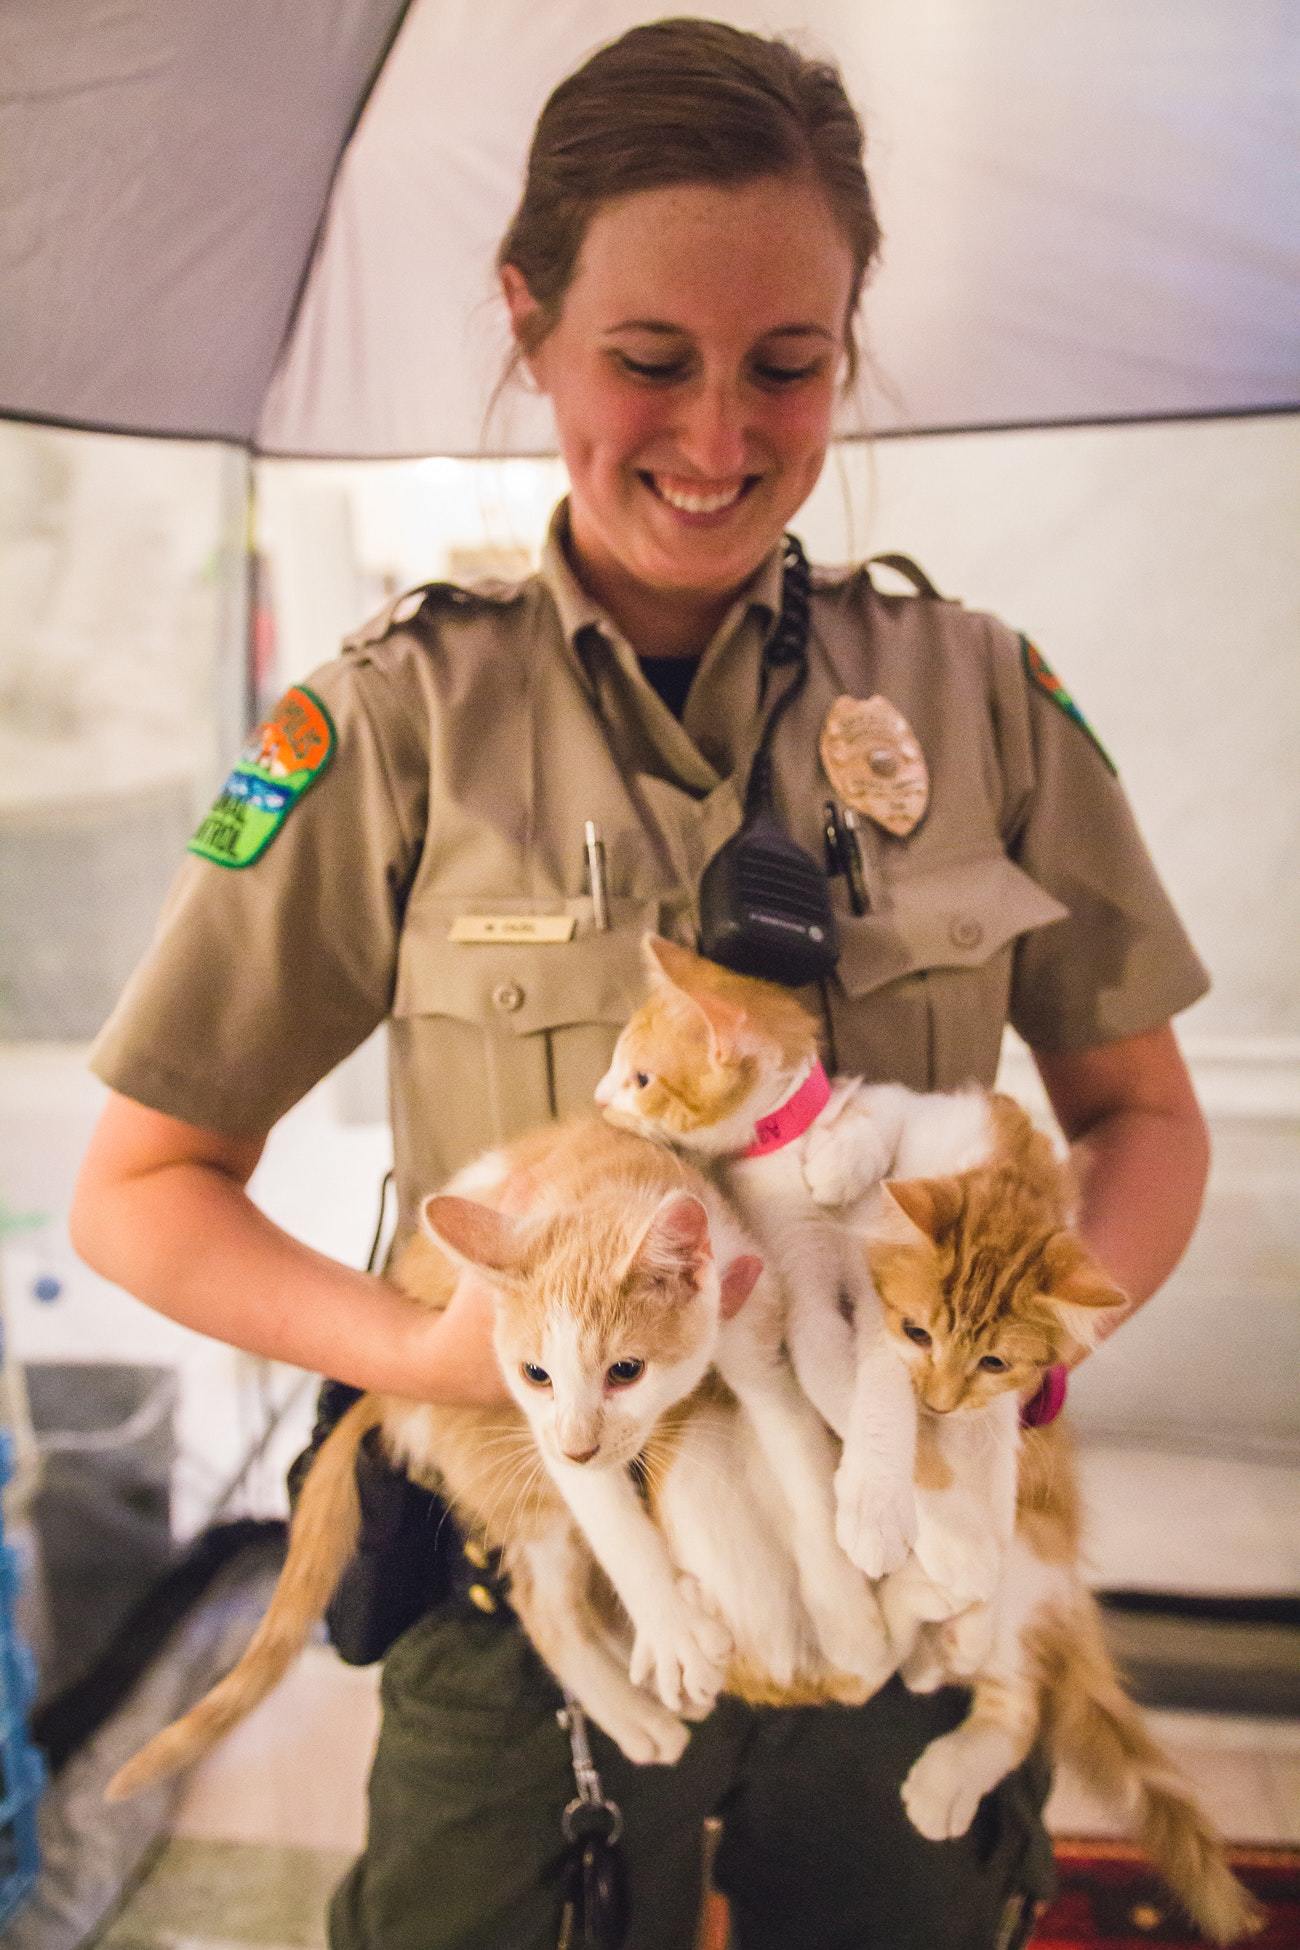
[505,175,855,627]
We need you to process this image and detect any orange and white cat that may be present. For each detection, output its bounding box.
[597,936,1013,1613]
[107,1114,887,1801]
[865,1137,1263,1946]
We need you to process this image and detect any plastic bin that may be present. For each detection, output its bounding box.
[0,1429,44,1925]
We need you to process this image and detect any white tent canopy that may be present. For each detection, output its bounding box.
[2,0,1297,457]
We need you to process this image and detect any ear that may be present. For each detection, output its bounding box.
[499,263,546,382]
[872,1177,953,1243]
[641,934,748,1056]
[621,1190,713,1293]
[421,1193,533,1281]
[719,1252,763,1320]
[1046,1235,1130,1352]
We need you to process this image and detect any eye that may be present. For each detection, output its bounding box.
[520,1363,551,1388]
[978,1355,1009,1373]
[634,1071,651,1089]
[753,361,823,387]
[616,354,687,382]
[606,1358,645,1388]
[902,1320,932,1347]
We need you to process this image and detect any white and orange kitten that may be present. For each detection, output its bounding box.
[107,1115,887,1801]
[863,1142,1262,1947]
[597,935,1011,1612]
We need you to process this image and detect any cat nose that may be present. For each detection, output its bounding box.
[593,1070,615,1104]
[561,1443,600,1465]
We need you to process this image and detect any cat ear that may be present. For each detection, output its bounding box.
[641,934,749,1055]
[873,1176,954,1242]
[1045,1235,1130,1352]
[719,1252,763,1319]
[621,1189,714,1293]
[420,1194,533,1282]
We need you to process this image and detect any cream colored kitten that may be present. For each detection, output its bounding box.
[865,1147,1262,1946]
[597,935,1005,1610]
[107,1115,885,1801]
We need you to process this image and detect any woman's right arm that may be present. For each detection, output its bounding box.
[70,1091,509,1406]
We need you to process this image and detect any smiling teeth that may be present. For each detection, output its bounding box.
[654,478,745,514]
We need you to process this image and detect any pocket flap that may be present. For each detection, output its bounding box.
[393,898,661,1035]
[835,853,1067,1000]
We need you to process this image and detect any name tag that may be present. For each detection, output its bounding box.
[449,914,578,944]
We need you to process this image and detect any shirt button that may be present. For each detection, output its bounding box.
[492,980,525,1013]
[949,915,984,951]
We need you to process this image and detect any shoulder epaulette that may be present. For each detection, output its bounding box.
[343,577,528,652]
[864,553,949,602]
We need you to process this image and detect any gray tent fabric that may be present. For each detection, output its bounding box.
[2,0,1298,455]
[0,0,410,444]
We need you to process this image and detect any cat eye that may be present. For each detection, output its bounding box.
[634,1071,651,1090]
[978,1354,1010,1372]
[520,1362,552,1388]
[606,1358,645,1387]
[902,1320,932,1347]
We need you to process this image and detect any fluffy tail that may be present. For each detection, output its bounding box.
[1036,1599,1265,1944]
[105,1393,384,1802]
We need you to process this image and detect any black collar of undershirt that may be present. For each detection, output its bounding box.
[637,653,701,722]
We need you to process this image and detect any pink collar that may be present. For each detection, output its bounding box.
[743,1062,832,1158]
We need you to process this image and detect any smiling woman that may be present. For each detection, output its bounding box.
[71,16,1215,1950]
[501,177,854,656]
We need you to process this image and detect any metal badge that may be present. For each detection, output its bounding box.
[819,694,929,837]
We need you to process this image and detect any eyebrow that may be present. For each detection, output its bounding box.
[603,320,836,342]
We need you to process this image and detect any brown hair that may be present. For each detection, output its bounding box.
[497,17,881,381]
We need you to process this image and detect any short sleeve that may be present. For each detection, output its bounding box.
[995,630,1210,1053]
[90,641,430,1136]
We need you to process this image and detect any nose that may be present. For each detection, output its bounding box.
[675,379,750,480]
[593,1069,615,1105]
[561,1444,600,1465]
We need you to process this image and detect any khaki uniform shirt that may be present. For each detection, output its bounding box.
[92,504,1208,1241]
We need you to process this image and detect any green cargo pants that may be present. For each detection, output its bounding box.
[329,1602,1055,1950]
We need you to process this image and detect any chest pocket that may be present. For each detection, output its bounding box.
[821,851,1066,1091]
[389,897,667,1184]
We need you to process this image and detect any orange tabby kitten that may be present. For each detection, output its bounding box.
[107,1114,885,1802]
[867,1130,1263,1946]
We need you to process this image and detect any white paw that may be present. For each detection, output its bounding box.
[898,1627,949,1695]
[801,1127,887,1207]
[628,1575,732,1715]
[936,1600,995,1679]
[902,1735,984,1841]
[601,1696,690,1767]
[833,1456,916,1578]
[805,1566,897,1694]
[912,1517,1002,1611]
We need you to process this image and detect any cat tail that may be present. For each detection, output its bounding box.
[1036,1598,1265,1945]
[104,1392,385,1803]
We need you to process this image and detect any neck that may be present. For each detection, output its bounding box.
[563,521,734,659]
[742,1059,830,1159]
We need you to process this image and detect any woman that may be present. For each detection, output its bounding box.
[71,21,1210,1950]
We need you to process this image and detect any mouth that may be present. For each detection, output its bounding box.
[638,472,761,518]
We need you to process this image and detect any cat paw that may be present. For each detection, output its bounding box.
[936,1600,996,1679]
[628,1576,732,1716]
[801,1127,889,1207]
[804,1565,896,1695]
[912,1521,1002,1611]
[833,1459,916,1578]
[600,1696,691,1768]
[898,1626,949,1695]
[902,1735,985,1841]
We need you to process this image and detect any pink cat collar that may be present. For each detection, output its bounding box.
[743,1062,832,1158]
[1020,1363,1069,1428]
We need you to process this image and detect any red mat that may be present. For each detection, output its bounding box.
[1033,1839,1298,1948]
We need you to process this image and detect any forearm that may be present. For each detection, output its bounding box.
[71,1158,506,1404]
[1034,1024,1210,1357]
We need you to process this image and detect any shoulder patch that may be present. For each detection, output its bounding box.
[189,685,336,868]
[1020,638,1116,775]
